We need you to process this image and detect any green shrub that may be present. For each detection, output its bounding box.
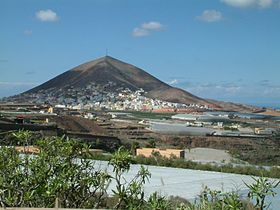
[0,130,279,209]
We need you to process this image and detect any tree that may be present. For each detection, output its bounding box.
[0,131,111,208]
[245,176,280,210]
[1,130,279,209]
[146,139,156,148]
[131,141,140,156]
[147,192,171,210]
[109,147,151,209]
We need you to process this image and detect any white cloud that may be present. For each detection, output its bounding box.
[221,0,273,8]
[179,80,280,101]
[197,10,223,22]
[23,29,32,36]
[0,82,39,86]
[168,79,179,85]
[142,21,163,30]
[132,28,150,37]
[36,9,59,22]
[184,83,244,99]
[221,0,255,7]
[258,0,273,8]
[132,21,164,37]
[0,82,39,98]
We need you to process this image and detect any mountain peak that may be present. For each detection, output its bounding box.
[71,55,125,72]
[98,55,114,61]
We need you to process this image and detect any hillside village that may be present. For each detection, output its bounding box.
[4,82,210,111]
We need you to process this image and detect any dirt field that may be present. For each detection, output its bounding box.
[185,147,232,164]
[258,109,280,116]
[50,115,106,134]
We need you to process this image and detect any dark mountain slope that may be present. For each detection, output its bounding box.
[26,56,209,105]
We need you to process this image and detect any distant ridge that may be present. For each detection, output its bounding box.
[26,56,210,106]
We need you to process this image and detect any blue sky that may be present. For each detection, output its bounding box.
[1,0,280,107]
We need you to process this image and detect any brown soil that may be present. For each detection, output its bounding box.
[153,135,257,151]
[148,134,280,165]
[50,115,106,134]
[257,110,280,116]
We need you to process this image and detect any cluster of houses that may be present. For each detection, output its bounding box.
[10,82,210,112]
[166,113,279,137]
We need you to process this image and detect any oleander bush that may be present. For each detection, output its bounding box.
[0,130,279,209]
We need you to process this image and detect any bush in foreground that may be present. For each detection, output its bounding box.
[0,130,279,209]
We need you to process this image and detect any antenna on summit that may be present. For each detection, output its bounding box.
[105,48,109,56]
